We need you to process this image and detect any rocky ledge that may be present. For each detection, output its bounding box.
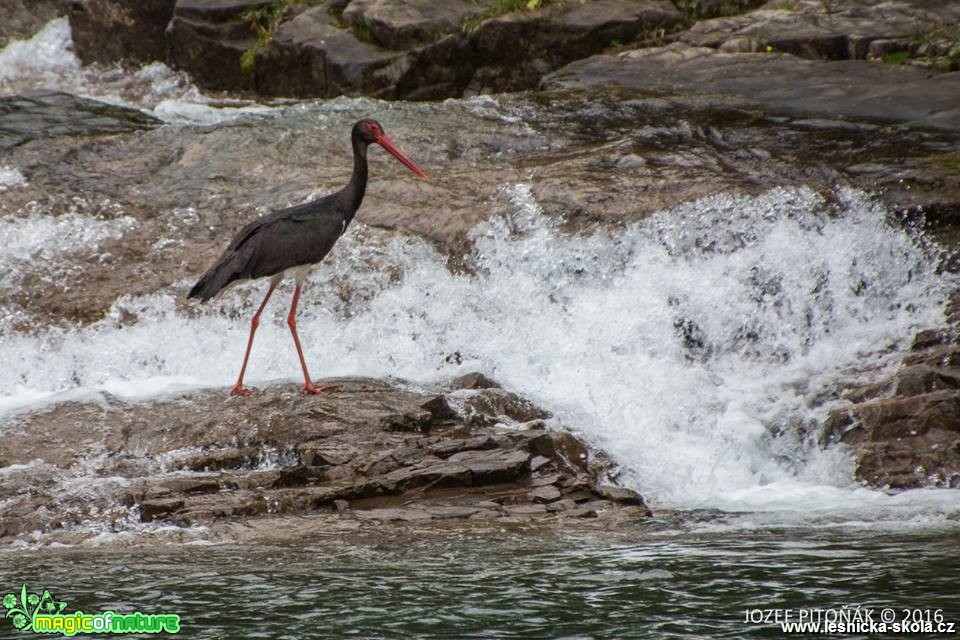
[824,294,960,490]
[69,0,683,99]
[0,375,649,545]
[62,0,960,101]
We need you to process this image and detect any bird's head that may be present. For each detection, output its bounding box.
[354,119,428,179]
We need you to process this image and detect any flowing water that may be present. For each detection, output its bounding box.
[2,19,960,638]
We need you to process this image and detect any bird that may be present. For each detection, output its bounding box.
[188,118,427,396]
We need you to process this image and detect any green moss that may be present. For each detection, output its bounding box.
[881,51,909,65]
[350,16,376,44]
[462,0,567,34]
[931,152,960,173]
[239,0,289,74]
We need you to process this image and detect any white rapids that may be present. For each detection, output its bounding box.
[2,20,959,528]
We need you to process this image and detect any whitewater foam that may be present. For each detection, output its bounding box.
[0,185,954,517]
[0,166,28,191]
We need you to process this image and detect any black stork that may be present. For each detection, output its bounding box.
[188,119,427,395]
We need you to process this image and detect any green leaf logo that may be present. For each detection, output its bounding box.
[3,585,67,633]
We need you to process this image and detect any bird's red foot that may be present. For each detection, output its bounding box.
[301,382,341,395]
[231,384,254,396]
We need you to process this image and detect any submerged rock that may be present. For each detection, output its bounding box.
[0,377,650,545]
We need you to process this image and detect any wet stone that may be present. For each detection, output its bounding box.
[450,372,502,390]
[596,485,645,506]
[139,498,186,522]
[505,504,549,517]
[529,485,562,503]
[448,449,531,485]
[529,455,551,471]
[546,498,578,513]
[0,90,160,149]
[354,508,433,522]
[0,378,651,544]
[530,473,561,487]
[428,435,498,458]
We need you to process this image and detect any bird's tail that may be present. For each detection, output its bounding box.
[188,260,240,302]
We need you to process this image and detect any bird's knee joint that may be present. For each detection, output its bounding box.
[286,315,297,328]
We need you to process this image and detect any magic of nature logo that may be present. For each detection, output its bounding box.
[3,585,180,636]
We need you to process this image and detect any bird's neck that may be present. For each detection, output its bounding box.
[341,136,368,221]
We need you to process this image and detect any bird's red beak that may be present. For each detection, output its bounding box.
[376,133,428,179]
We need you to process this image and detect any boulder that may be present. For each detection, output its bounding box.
[69,0,177,64]
[255,4,403,97]
[165,0,277,91]
[342,0,487,50]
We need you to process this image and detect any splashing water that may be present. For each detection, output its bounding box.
[0,185,952,514]
[0,18,270,124]
[0,166,28,191]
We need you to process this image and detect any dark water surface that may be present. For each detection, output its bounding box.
[4,516,959,639]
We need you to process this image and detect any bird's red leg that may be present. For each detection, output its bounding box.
[287,282,338,395]
[232,279,278,396]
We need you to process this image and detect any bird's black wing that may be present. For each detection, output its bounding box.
[224,195,337,253]
[188,196,347,301]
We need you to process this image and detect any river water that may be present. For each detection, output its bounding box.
[2,19,960,638]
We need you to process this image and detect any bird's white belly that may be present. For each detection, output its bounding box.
[285,264,314,284]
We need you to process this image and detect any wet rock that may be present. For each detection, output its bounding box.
[530,472,561,487]
[566,505,600,518]
[543,43,960,131]
[823,327,960,489]
[529,485,562,503]
[676,0,957,61]
[298,442,359,467]
[69,0,177,65]
[384,459,472,491]
[140,498,186,522]
[64,0,680,98]
[255,5,402,98]
[448,449,530,485]
[467,0,682,94]
[354,507,433,522]
[0,378,649,544]
[0,91,160,150]
[505,504,549,516]
[446,388,550,427]
[596,485,646,506]
[450,372,502,390]
[165,0,275,92]
[0,1,71,48]
[342,0,487,50]
[546,498,577,512]
[529,455,551,472]
[513,429,589,471]
[423,505,483,520]
[428,435,498,458]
